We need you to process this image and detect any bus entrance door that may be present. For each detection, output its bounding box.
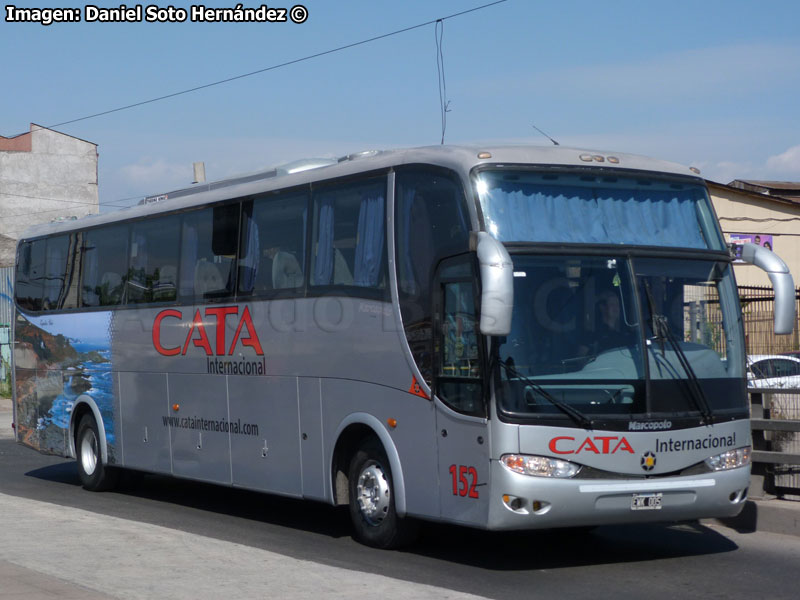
[434,272,490,526]
[435,402,490,526]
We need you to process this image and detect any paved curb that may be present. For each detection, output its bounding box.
[705,497,800,538]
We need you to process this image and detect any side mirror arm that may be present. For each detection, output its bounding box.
[737,242,796,335]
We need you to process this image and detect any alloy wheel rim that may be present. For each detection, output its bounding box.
[80,429,98,476]
[356,463,390,526]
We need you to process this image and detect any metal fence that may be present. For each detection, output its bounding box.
[740,286,800,499]
[739,285,800,356]
[750,388,800,500]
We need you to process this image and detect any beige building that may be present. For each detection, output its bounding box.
[708,179,800,288]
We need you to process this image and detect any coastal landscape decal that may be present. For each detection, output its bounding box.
[14,312,115,458]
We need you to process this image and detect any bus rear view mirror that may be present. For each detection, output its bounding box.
[737,242,796,335]
[476,232,514,336]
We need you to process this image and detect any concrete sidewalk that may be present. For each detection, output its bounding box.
[1,395,798,599]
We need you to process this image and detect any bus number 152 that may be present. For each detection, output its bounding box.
[449,464,479,498]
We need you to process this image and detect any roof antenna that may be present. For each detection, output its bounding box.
[436,20,451,144]
[532,124,559,146]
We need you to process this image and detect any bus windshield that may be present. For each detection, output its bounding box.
[476,169,726,250]
[495,254,746,421]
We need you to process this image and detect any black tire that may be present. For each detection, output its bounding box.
[76,414,118,492]
[347,437,418,549]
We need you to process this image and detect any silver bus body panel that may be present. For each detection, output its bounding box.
[14,294,444,515]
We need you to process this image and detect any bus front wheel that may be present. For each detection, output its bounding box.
[76,414,118,492]
[347,438,417,548]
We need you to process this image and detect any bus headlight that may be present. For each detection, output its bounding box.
[501,454,581,478]
[704,446,751,471]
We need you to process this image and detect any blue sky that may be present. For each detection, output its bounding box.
[2,0,800,211]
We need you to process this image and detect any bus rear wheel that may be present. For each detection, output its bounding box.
[76,414,118,492]
[347,438,417,549]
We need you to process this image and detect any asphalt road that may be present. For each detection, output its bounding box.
[2,434,800,599]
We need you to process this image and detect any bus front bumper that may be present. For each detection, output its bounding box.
[486,461,751,531]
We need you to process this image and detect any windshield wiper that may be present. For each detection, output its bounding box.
[497,359,593,429]
[642,281,714,425]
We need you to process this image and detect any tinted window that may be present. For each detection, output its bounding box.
[239,191,307,296]
[311,178,387,291]
[127,216,180,304]
[15,235,80,312]
[395,169,471,384]
[82,224,130,307]
[42,235,72,310]
[15,239,45,311]
[773,359,800,378]
[435,258,483,416]
[750,360,773,380]
[181,205,238,302]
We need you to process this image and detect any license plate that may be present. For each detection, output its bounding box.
[631,492,662,511]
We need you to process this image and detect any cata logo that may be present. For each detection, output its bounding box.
[152,306,264,357]
[548,436,635,455]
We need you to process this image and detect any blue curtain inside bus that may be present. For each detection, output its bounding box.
[314,193,336,285]
[314,185,385,287]
[353,192,385,287]
[479,176,715,249]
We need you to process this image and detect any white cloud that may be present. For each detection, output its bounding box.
[766,145,800,175]
[119,158,187,188]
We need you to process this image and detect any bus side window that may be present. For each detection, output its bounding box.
[310,178,387,293]
[16,234,78,312]
[180,205,238,302]
[42,235,71,310]
[81,224,129,307]
[238,190,308,296]
[127,216,180,304]
[15,239,45,312]
[395,169,471,386]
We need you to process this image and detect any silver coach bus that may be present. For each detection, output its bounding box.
[12,145,796,548]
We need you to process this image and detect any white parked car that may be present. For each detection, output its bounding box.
[747,354,800,389]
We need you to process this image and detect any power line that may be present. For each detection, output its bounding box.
[0,193,141,237]
[35,1,509,132]
[0,190,137,212]
[1,1,510,229]
[435,19,451,145]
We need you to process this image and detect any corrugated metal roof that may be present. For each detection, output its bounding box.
[727,179,800,198]
[731,180,800,191]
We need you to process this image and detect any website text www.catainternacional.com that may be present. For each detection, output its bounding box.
[162,415,259,436]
